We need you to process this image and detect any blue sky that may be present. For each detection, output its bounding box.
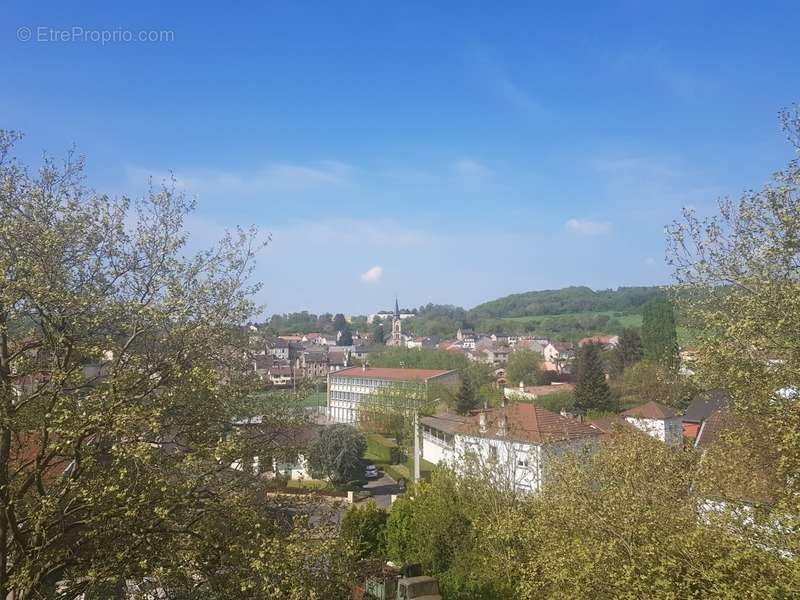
[3,2,799,316]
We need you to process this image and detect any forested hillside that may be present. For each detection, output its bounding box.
[469,286,660,319]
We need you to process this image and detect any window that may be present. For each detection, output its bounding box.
[517,458,530,468]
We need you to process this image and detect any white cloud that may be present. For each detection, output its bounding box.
[565,218,612,236]
[360,266,384,283]
[127,160,353,195]
[452,158,492,178]
[472,47,544,116]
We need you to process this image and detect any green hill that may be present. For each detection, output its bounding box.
[468,286,660,320]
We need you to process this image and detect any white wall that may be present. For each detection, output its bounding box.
[624,416,683,447]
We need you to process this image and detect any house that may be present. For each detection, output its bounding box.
[327,366,459,424]
[481,345,511,366]
[620,401,683,447]
[543,342,575,372]
[234,418,322,479]
[578,335,620,349]
[265,337,290,361]
[420,403,601,493]
[351,345,371,361]
[327,349,350,372]
[278,334,303,343]
[271,423,324,479]
[295,351,328,381]
[265,363,294,387]
[683,390,729,441]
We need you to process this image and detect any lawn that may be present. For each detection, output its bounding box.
[305,391,327,409]
[365,432,396,464]
[364,432,434,482]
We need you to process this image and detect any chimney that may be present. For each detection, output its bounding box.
[497,414,508,437]
[362,363,366,372]
[519,380,524,390]
[479,412,487,433]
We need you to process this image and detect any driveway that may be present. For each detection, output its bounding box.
[363,472,402,509]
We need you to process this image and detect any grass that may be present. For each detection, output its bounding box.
[286,479,330,491]
[364,432,434,482]
[365,432,397,464]
[306,391,327,409]
[501,310,643,328]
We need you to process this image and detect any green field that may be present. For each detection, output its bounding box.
[500,310,695,345]
[501,310,642,327]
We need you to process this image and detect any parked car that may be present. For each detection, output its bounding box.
[365,464,380,479]
[361,574,442,600]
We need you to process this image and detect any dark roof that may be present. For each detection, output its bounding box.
[420,414,469,435]
[330,366,455,382]
[621,401,679,420]
[683,390,729,424]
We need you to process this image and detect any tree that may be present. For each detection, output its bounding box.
[454,377,478,415]
[574,343,613,413]
[666,104,800,541]
[333,313,348,333]
[609,328,643,376]
[641,296,679,370]
[505,349,543,386]
[0,131,356,597]
[306,424,366,484]
[616,361,696,410]
[386,471,474,576]
[371,317,385,344]
[477,432,795,599]
[338,326,353,346]
[339,502,388,560]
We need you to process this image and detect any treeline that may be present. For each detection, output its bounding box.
[401,304,470,337]
[474,312,632,340]
[262,311,369,336]
[469,286,660,319]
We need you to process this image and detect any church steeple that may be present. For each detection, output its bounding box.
[391,296,402,345]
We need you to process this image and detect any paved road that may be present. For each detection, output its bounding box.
[363,471,403,509]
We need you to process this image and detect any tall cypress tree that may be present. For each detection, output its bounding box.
[574,342,613,413]
[455,377,478,415]
[610,328,644,376]
[641,296,679,370]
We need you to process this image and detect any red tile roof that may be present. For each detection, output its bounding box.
[458,404,601,444]
[621,401,679,420]
[588,415,630,434]
[683,422,701,441]
[330,366,454,382]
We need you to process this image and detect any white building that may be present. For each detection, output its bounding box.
[620,401,683,447]
[327,366,459,424]
[420,404,601,493]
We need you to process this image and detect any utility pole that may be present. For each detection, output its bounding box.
[413,408,421,482]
